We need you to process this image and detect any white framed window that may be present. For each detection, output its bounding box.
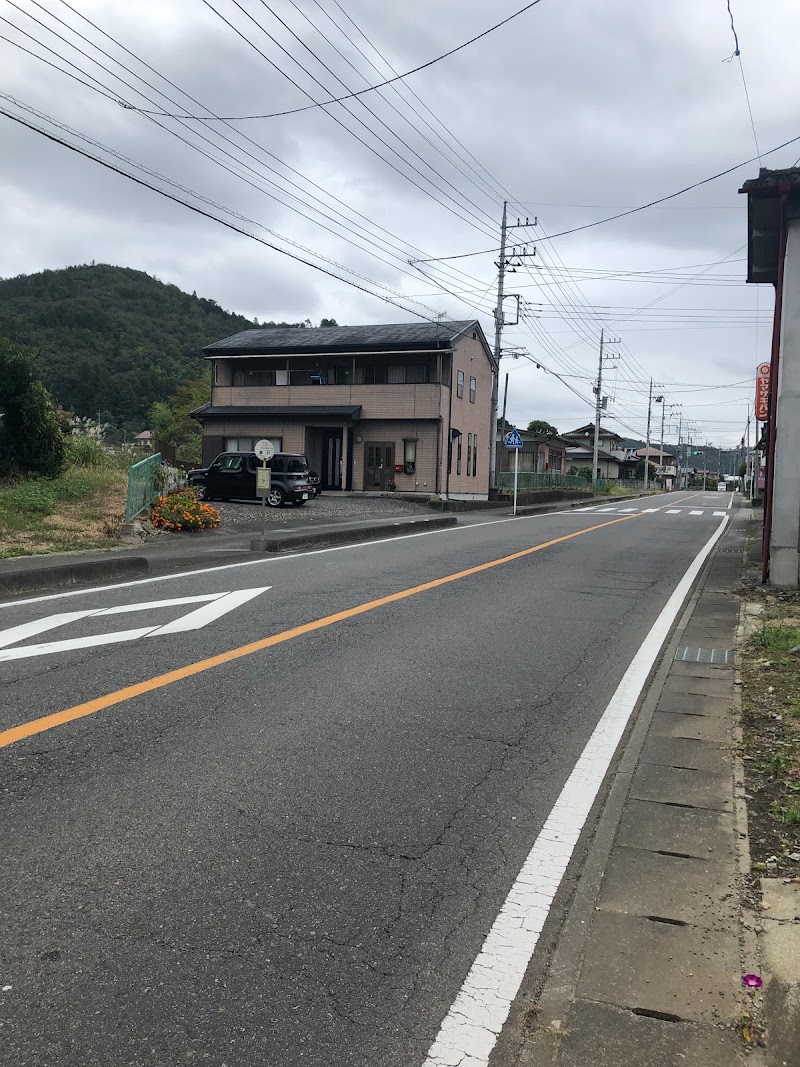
[456,370,464,398]
[403,438,417,474]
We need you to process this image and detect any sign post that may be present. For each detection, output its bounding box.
[254,439,275,544]
[504,428,524,516]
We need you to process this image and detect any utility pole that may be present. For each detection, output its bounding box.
[703,439,708,491]
[676,411,683,489]
[592,329,619,487]
[746,404,753,500]
[500,372,509,472]
[488,204,535,487]
[644,378,653,490]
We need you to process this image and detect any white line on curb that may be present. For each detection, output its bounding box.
[420,515,730,1067]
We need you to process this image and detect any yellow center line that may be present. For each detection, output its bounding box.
[0,503,678,750]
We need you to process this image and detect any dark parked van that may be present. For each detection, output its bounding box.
[188,452,313,507]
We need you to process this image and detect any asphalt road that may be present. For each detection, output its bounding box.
[0,491,733,1066]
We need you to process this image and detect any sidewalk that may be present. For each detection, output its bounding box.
[498,506,795,1066]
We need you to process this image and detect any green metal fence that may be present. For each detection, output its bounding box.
[125,452,162,523]
[494,471,591,491]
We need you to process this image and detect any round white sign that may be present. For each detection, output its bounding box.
[254,439,275,461]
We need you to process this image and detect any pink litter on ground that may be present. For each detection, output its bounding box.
[742,974,763,989]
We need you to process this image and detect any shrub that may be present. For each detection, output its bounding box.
[67,436,111,468]
[0,337,67,478]
[151,488,219,532]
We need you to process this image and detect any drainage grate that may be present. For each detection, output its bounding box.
[675,646,735,665]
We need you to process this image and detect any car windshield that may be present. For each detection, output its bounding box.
[286,457,309,474]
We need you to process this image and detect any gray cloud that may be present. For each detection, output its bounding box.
[1,0,797,445]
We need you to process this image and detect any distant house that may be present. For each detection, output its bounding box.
[134,430,152,449]
[191,320,494,499]
[636,447,677,488]
[562,423,626,479]
[495,429,571,475]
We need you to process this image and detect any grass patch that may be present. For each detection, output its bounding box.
[752,623,800,652]
[0,465,128,557]
[770,800,800,826]
[741,600,800,876]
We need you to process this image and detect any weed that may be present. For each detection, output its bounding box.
[0,481,55,516]
[770,800,800,825]
[752,624,800,653]
[102,514,124,539]
[766,753,790,776]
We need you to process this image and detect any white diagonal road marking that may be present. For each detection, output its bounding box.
[0,588,270,662]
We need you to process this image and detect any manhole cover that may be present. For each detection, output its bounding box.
[675,646,735,665]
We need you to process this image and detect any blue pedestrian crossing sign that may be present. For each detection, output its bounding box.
[505,428,524,449]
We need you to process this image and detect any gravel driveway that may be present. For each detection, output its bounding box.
[214,494,430,528]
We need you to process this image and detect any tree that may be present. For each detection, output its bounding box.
[634,460,657,481]
[526,419,559,436]
[319,318,339,327]
[0,337,67,477]
[150,369,211,464]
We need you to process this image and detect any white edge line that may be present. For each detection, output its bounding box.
[0,508,622,612]
[421,515,730,1067]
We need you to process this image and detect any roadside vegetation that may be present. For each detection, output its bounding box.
[0,438,132,558]
[741,600,800,879]
[0,337,134,558]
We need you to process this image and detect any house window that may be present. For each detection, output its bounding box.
[467,433,472,476]
[469,376,476,403]
[354,364,388,384]
[233,369,277,387]
[457,434,462,474]
[225,436,281,453]
[403,438,417,475]
[457,370,464,398]
[473,434,478,476]
[388,364,427,384]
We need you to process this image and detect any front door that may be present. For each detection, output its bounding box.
[321,430,343,490]
[364,443,395,490]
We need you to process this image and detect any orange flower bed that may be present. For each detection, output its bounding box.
[151,488,219,532]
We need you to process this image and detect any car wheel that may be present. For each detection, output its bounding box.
[266,487,285,508]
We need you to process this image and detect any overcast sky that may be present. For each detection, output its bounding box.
[2,0,798,447]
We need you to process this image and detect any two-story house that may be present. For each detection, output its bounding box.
[192,320,495,499]
[562,423,626,479]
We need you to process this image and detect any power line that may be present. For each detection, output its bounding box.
[0,105,457,324]
[411,129,800,264]
[199,0,498,237]
[5,2,493,295]
[110,0,547,120]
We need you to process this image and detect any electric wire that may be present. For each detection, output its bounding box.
[109,0,546,121]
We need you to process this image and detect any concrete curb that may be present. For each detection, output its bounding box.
[0,555,149,597]
[249,513,457,553]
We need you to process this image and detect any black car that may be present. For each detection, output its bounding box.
[188,451,313,507]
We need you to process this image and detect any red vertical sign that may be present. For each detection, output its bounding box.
[755,362,771,421]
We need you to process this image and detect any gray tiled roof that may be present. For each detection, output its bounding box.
[203,321,481,356]
[191,404,362,419]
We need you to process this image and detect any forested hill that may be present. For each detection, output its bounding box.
[0,264,306,426]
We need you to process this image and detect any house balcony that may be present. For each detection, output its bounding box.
[211,383,444,421]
